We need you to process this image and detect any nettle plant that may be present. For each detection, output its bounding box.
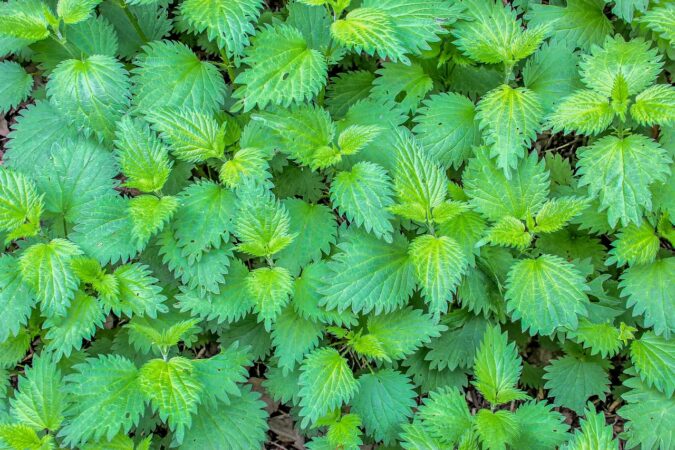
[0,0,674,449]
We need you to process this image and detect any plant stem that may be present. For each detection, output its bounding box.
[220,51,236,83]
[115,0,148,43]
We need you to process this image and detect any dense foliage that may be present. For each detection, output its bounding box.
[0,0,674,448]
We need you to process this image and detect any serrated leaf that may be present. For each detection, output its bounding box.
[219,147,269,188]
[543,354,611,414]
[485,216,532,250]
[630,84,675,126]
[132,40,226,113]
[108,263,167,319]
[272,306,323,374]
[298,347,358,428]
[476,84,543,173]
[48,55,130,141]
[0,0,50,41]
[330,162,395,243]
[505,254,589,335]
[10,354,65,431]
[235,189,295,258]
[567,318,623,358]
[0,60,33,113]
[630,332,674,397]
[139,357,201,443]
[56,0,101,24]
[512,401,570,450]
[247,266,293,331]
[412,92,480,169]
[607,221,660,267]
[473,325,527,405]
[0,255,36,342]
[417,387,473,445]
[114,116,172,193]
[146,108,225,163]
[234,24,327,111]
[577,134,671,227]
[547,90,614,135]
[409,234,467,315]
[620,258,675,338]
[129,195,179,248]
[20,239,82,317]
[463,147,550,222]
[60,355,145,446]
[370,62,433,113]
[0,167,43,242]
[178,0,264,57]
[475,409,519,450]
[561,407,618,450]
[534,196,589,233]
[320,228,416,314]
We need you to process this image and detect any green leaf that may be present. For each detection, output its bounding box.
[453,0,546,65]
[370,62,433,113]
[60,355,145,447]
[219,147,270,188]
[275,198,337,276]
[34,139,119,224]
[0,423,52,450]
[298,347,358,428]
[330,162,395,243]
[620,258,675,338]
[114,116,172,193]
[10,354,65,431]
[0,329,31,369]
[412,92,480,169]
[630,84,675,126]
[533,197,589,233]
[543,353,611,414]
[547,90,614,135]
[567,318,623,358]
[640,5,675,45]
[56,0,101,24]
[484,216,532,250]
[417,387,473,445]
[463,147,550,222]
[178,0,264,57]
[505,254,589,336]
[320,227,416,314]
[129,195,179,248]
[247,266,293,331]
[171,181,236,261]
[0,167,43,243]
[108,263,167,319]
[325,70,375,119]
[272,306,324,374]
[180,385,268,450]
[0,60,33,113]
[561,406,618,450]
[192,345,250,407]
[132,40,226,113]
[526,0,612,50]
[512,401,569,450]
[579,35,662,97]
[607,221,660,267]
[577,134,671,227]
[473,325,527,405]
[43,290,105,360]
[476,84,543,173]
[20,239,82,317]
[0,255,36,342]
[425,312,489,371]
[127,317,200,354]
[146,108,225,163]
[409,234,467,315]
[630,332,674,397]
[0,0,50,41]
[523,39,581,114]
[390,131,447,223]
[139,357,201,444]
[234,24,327,111]
[619,373,675,450]
[475,409,519,450]
[48,55,130,141]
[365,307,445,361]
[351,369,416,445]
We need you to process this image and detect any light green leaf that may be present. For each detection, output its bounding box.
[10,354,65,431]
[321,228,416,314]
[234,24,327,111]
[0,255,36,342]
[505,254,589,335]
[108,263,167,318]
[370,62,433,113]
[561,406,618,450]
[247,266,293,331]
[298,347,358,428]
[20,239,82,317]
[129,195,179,248]
[0,0,50,41]
[607,221,660,267]
[476,84,543,173]
[577,134,671,227]
[412,92,480,169]
[567,318,623,358]
[0,60,33,113]
[547,89,614,135]
[475,409,519,450]
[485,216,532,250]
[409,234,467,315]
[512,401,570,450]
[48,55,130,141]
[56,0,101,24]
[179,0,264,57]
[630,332,674,397]
[330,162,395,243]
[630,84,675,126]
[272,306,324,374]
[533,197,589,233]
[0,167,43,243]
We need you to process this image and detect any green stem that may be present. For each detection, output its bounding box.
[49,34,78,59]
[62,216,69,239]
[220,51,236,83]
